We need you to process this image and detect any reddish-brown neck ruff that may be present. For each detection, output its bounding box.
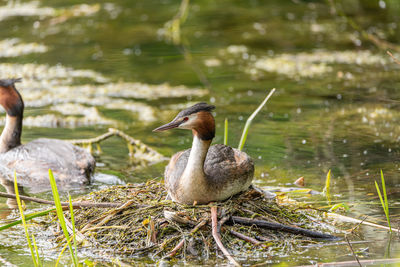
[0,85,24,152]
[0,85,24,117]
[191,111,215,141]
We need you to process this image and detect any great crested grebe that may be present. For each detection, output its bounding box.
[153,103,254,204]
[0,78,95,192]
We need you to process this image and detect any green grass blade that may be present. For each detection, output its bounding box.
[375,180,391,232]
[31,233,41,266]
[377,170,391,232]
[69,195,78,264]
[381,170,389,218]
[238,88,276,151]
[224,118,228,146]
[0,208,55,231]
[323,169,332,205]
[48,169,77,267]
[56,235,75,267]
[14,172,38,267]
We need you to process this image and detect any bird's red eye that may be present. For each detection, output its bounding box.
[183,117,188,121]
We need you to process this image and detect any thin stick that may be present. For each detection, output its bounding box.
[238,88,275,151]
[345,236,362,267]
[230,216,337,239]
[64,217,87,244]
[387,51,400,65]
[300,258,400,267]
[0,192,126,208]
[228,229,261,246]
[211,206,240,267]
[168,239,185,258]
[327,212,400,233]
[167,219,208,257]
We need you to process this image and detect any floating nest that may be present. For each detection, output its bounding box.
[51,180,339,264]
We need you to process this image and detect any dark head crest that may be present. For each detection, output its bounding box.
[176,102,215,118]
[0,78,22,88]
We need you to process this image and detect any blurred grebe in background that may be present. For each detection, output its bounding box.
[0,78,95,193]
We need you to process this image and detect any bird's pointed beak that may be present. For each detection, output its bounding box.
[153,120,182,132]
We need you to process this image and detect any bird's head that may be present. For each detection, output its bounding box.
[0,78,24,116]
[153,102,216,140]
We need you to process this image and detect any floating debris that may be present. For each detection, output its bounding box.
[0,1,100,23]
[69,128,165,163]
[0,63,109,83]
[0,63,207,127]
[46,181,338,264]
[0,1,55,21]
[203,58,221,67]
[218,46,392,79]
[250,50,387,79]
[0,113,114,128]
[0,38,48,58]
[225,45,248,54]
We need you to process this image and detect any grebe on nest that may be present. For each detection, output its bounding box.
[0,78,95,192]
[153,103,254,204]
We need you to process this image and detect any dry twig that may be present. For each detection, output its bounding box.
[345,235,362,267]
[228,229,261,246]
[387,51,400,65]
[69,128,165,163]
[167,219,208,257]
[229,216,337,239]
[211,206,240,267]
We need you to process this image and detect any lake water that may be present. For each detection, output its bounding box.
[1,0,400,265]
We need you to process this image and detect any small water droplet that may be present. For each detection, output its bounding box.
[363,150,368,155]
[296,108,302,114]
[379,0,386,9]
[302,139,306,144]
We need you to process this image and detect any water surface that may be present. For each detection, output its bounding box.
[1,0,400,265]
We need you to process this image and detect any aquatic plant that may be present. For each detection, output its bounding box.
[375,170,391,232]
[224,118,228,146]
[48,169,78,266]
[0,208,55,231]
[238,88,276,151]
[163,0,190,44]
[323,169,332,205]
[13,172,40,267]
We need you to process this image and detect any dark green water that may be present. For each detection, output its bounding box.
[1,0,400,265]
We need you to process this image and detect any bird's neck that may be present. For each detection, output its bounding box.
[0,112,23,153]
[182,134,211,184]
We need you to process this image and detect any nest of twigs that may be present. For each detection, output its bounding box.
[54,180,338,264]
